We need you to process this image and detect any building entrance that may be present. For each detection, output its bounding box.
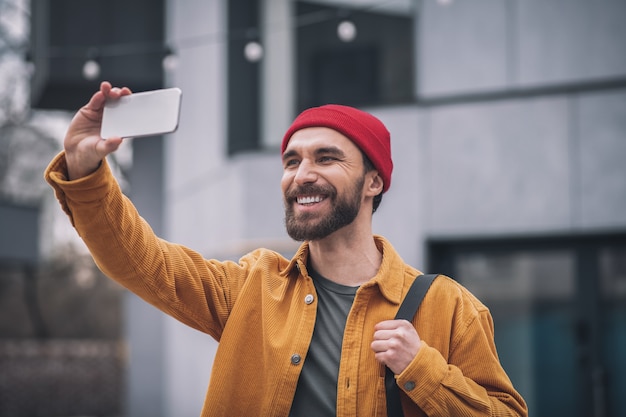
[428,233,626,417]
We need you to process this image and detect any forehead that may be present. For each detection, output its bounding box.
[284,127,361,155]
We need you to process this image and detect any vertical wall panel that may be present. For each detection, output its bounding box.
[418,0,509,97]
[516,0,626,87]
[426,97,571,234]
[576,89,626,228]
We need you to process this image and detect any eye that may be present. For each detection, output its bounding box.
[284,158,300,168]
[318,155,337,163]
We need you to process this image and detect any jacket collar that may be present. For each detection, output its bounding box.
[284,235,412,305]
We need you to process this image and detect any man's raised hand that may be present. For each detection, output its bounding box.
[64,81,131,180]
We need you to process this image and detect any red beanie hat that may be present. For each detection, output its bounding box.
[281,104,393,193]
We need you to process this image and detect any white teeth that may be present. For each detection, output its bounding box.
[297,195,323,204]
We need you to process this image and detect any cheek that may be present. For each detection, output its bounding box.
[280,172,293,194]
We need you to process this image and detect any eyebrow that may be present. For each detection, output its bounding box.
[282,149,298,162]
[282,145,346,162]
[315,146,346,158]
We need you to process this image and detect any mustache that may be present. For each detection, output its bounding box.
[284,183,336,201]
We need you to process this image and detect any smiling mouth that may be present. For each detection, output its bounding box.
[297,195,326,205]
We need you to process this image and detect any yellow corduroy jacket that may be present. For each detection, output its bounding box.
[45,152,527,417]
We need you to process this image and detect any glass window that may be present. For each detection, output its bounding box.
[457,250,575,302]
[228,0,416,154]
[455,249,578,416]
[600,246,626,298]
[428,234,626,417]
[295,1,415,112]
[600,246,626,417]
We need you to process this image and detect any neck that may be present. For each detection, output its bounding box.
[308,227,382,287]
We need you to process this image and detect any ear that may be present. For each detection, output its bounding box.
[364,171,384,198]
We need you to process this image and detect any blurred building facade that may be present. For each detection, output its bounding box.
[21,0,626,416]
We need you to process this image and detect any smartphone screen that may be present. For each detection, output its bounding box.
[101,88,182,139]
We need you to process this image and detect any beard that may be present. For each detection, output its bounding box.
[284,175,365,241]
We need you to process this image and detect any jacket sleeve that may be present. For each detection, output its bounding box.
[44,152,245,340]
[396,285,528,417]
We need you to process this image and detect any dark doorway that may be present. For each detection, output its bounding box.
[428,233,626,417]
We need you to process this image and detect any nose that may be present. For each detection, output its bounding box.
[293,159,318,185]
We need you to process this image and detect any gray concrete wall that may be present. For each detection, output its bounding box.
[576,89,626,228]
[376,88,626,242]
[418,0,626,97]
[413,0,626,239]
[423,96,573,235]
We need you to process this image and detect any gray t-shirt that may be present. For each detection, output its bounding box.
[289,267,358,416]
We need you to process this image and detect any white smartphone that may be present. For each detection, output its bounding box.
[101,87,182,139]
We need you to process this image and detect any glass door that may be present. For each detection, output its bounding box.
[599,246,626,417]
[428,234,626,417]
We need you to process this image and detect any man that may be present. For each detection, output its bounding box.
[45,82,527,416]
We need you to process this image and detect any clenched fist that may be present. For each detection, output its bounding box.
[371,319,421,375]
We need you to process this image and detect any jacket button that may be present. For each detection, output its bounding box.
[404,381,416,391]
[304,294,314,305]
[291,354,302,365]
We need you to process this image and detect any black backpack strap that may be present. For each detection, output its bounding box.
[385,274,439,417]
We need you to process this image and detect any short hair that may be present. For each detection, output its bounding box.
[362,152,383,213]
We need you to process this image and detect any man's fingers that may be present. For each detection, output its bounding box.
[371,338,400,353]
[99,137,123,153]
[372,328,396,342]
[374,320,397,330]
[104,82,132,98]
[83,90,107,113]
[80,84,133,125]
[374,319,412,331]
[371,320,422,374]
[89,83,131,111]
[100,81,112,94]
